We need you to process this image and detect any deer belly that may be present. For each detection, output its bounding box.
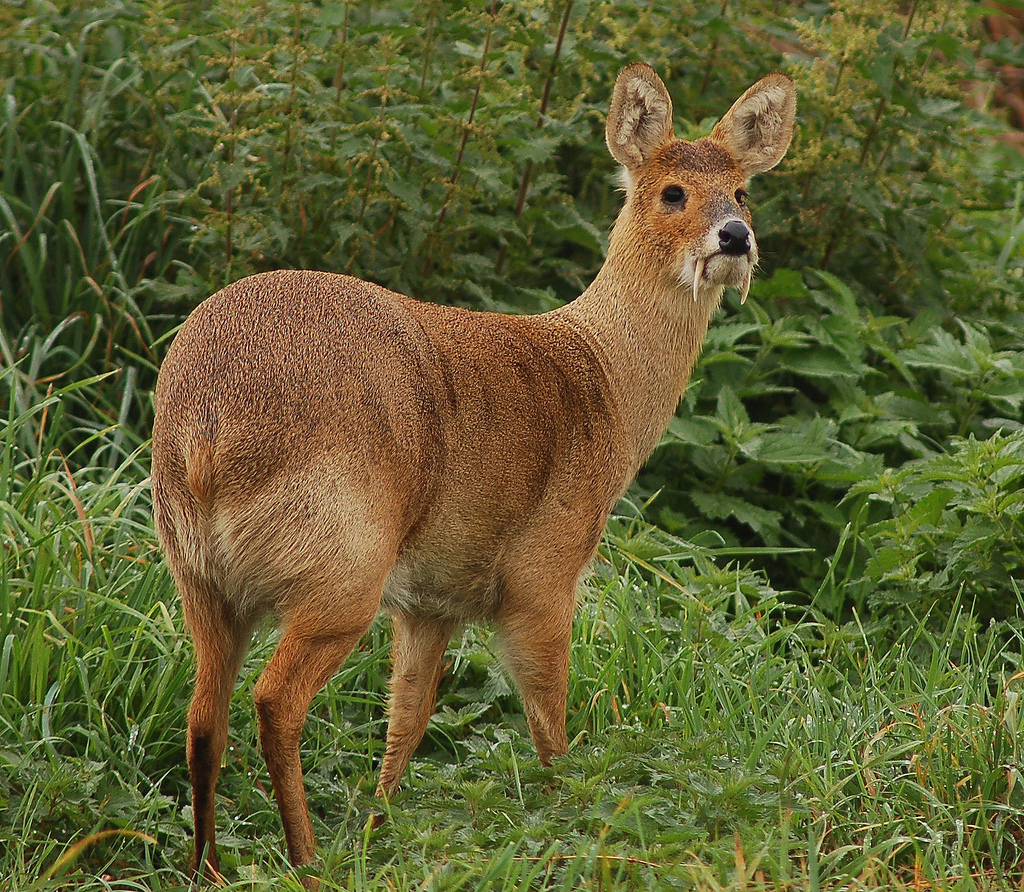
[381,551,504,621]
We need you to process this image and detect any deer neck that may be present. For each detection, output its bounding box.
[558,219,723,475]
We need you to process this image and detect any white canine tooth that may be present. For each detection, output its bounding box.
[692,257,704,303]
[740,268,752,304]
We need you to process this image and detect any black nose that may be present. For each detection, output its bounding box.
[718,220,751,256]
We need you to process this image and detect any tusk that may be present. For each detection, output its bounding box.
[692,257,704,303]
[740,267,752,304]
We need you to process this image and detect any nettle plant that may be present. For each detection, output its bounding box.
[640,3,1024,617]
[851,431,1024,622]
[3,0,1023,628]
[769,0,996,309]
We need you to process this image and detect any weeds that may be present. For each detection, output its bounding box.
[2,0,1024,888]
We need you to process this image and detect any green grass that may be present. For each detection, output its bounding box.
[3,1,1024,888]
[1,370,1022,890]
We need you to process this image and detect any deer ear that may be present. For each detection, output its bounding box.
[606,63,674,172]
[709,73,796,177]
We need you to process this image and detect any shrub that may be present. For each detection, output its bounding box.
[2,0,1023,624]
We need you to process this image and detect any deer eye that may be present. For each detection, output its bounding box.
[661,185,686,207]
[735,189,748,206]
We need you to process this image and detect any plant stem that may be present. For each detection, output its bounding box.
[333,0,351,105]
[418,3,438,101]
[699,0,730,96]
[494,0,573,276]
[281,0,303,181]
[438,0,500,225]
[423,0,500,275]
[358,83,389,226]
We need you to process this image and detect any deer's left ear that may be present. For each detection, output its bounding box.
[709,73,796,178]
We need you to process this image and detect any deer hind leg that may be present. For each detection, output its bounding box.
[376,612,455,799]
[181,577,252,883]
[496,587,575,766]
[252,588,381,879]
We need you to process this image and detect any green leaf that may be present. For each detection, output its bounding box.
[664,415,718,447]
[777,347,864,379]
[715,386,749,432]
[900,329,979,379]
[689,490,782,544]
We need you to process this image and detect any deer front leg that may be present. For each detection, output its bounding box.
[376,612,455,799]
[496,590,575,765]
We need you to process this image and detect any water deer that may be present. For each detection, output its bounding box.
[152,62,795,884]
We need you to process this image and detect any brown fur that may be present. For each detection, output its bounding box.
[151,63,795,887]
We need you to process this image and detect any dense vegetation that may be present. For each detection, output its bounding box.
[2,1,1024,888]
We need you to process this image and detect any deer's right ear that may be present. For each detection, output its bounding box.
[606,63,674,174]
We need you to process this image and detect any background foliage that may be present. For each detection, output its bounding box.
[3,0,1024,888]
